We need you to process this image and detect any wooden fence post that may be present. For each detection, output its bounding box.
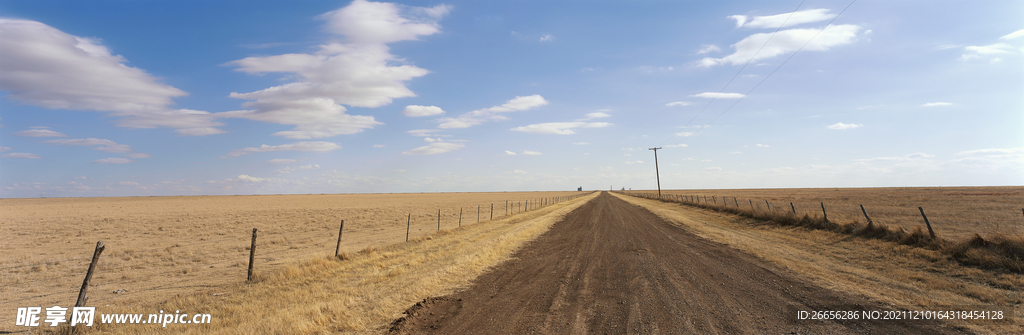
[406,214,410,241]
[437,209,441,231]
[334,220,344,259]
[477,205,480,223]
[713,196,717,205]
[459,208,463,227]
[820,202,828,222]
[765,200,771,211]
[749,199,753,209]
[919,207,936,239]
[860,205,873,225]
[734,197,738,206]
[75,240,105,307]
[247,228,257,282]
[790,202,796,214]
[490,203,493,220]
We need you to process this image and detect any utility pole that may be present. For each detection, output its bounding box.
[649,147,662,198]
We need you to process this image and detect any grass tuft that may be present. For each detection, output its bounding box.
[631,192,1024,274]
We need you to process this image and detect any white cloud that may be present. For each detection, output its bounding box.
[118,181,138,186]
[402,141,464,155]
[522,151,541,156]
[512,169,528,174]
[2,152,40,159]
[123,153,152,159]
[91,158,132,164]
[624,161,644,164]
[73,176,88,180]
[697,45,721,54]
[539,34,554,42]
[510,122,611,135]
[573,142,590,145]
[665,101,692,107]
[706,167,723,171]
[42,138,133,153]
[921,102,953,107]
[729,9,835,29]
[956,148,1024,156]
[237,175,266,183]
[756,143,769,148]
[664,144,688,148]
[224,141,342,158]
[0,19,223,136]
[276,164,321,174]
[502,150,516,156]
[267,159,297,164]
[0,146,10,152]
[406,129,444,137]
[1000,29,1024,40]
[675,132,695,137]
[438,95,549,128]
[402,105,445,117]
[827,122,862,130]
[585,112,611,118]
[218,98,382,139]
[700,24,860,67]
[12,128,67,137]
[960,43,1014,61]
[372,144,386,148]
[224,0,449,138]
[690,92,745,99]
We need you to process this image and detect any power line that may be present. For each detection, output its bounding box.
[671,0,858,145]
[659,0,807,147]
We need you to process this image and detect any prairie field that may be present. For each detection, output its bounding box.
[655,186,1024,240]
[0,191,585,331]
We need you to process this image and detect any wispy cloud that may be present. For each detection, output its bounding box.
[701,23,860,67]
[522,151,541,156]
[0,19,223,136]
[697,44,721,54]
[438,95,548,128]
[511,121,611,135]
[665,101,692,107]
[827,122,862,130]
[402,141,464,155]
[921,102,953,107]
[42,138,132,153]
[267,159,297,164]
[2,152,41,159]
[539,34,554,42]
[624,161,644,164]
[12,128,67,137]
[960,43,1014,62]
[224,141,341,158]
[91,158,132,164]
[276,164,321,174]
[728,9,835,29]
[690,92,745,99]
[1001,29,1024,40]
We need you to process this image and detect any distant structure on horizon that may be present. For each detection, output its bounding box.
[578,186,582,191]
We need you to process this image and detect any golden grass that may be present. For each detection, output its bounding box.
[611,192,1024,335]
[0,191,586,332]
[651,186,1024,240]
[55,191,598,334]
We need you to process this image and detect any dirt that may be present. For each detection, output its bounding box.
[388,192,970,334]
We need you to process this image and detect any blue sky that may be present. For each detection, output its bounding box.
[1,0,1021,197]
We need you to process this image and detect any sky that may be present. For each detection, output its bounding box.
[0,0,1021,198]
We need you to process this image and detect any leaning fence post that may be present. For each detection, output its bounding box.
[820,202,828,222]
[749,199,753,209]
[734,197,738,206]
[919,207,936,239]
[860,205,873,225]
[713,196,717,205]
[765,200,771,211]
[247,228,257,282]
[334,220,345,259]
[75,240,105,307]
[406,214,411,241]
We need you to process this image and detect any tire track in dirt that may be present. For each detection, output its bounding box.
[388,192,969,334]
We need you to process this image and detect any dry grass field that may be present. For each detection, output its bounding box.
[0,191,586,332]
[654,186,1024,240]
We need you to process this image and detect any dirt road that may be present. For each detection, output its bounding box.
[388,192,967,334]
